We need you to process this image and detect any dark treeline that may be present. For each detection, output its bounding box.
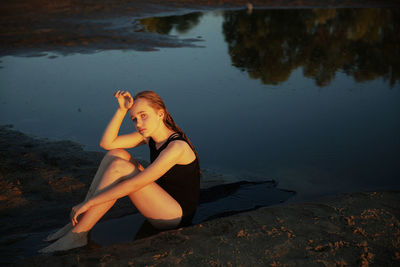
[222,8,400,87]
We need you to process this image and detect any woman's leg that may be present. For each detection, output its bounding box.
[40,150,182,253]
[71,158,141,233]
[83,149,142,201]
[44,149,138,242]
[128,182,183,229]
[43,149,141,242]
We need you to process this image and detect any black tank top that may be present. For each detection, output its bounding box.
[149,133,200,225]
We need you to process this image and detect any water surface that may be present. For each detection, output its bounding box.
[1,8,399,200]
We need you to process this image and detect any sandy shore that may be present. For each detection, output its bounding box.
[1,126,399,266]
[0,125,293,264]
[16,191,400,266]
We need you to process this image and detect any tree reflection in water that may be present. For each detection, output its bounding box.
[222,8,400,87]
[139,12,203,35]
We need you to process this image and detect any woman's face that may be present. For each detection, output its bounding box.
[129,98,164,137]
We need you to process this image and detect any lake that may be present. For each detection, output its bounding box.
[1,8,399,201]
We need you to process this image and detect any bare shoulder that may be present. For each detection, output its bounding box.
[165,140,196,164]
[164,140,189,154]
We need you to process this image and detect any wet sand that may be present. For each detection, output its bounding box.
[16,191,400,266]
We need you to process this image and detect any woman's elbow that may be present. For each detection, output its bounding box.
[99,141,111,150]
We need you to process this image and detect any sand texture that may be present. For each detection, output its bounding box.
[16,191,400,266]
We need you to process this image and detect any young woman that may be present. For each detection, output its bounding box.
[40,90,200,253]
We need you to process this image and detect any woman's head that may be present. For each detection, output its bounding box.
[130,91,172,134]
[129,90,199,166]
[128,96,163,137]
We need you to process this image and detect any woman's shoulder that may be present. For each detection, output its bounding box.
[167,139,190,151]
[166,139,196,164]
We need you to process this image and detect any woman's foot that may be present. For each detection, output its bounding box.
[39,230,88,253]
[44,222,73,242]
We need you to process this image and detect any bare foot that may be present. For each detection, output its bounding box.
[44,222,73,242]
[39,230,88,253]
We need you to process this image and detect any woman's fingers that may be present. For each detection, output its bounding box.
[122,91,131,97]
[114,90,134,109]
[123,92,133,104]
[114,90,123,96]
[70,205,80,226]
[72,214,78,226]
[114,90,131,98]
[69,202,90,226]
[70,208,76,226]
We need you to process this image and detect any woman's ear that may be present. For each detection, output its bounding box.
[158,110,164,119]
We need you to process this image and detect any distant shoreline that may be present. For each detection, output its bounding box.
[1,0,399,57]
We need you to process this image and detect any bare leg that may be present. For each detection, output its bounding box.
[128,182,183,229]
[40,150,182,253]
[44,149,139,242]
[40,151,141,253]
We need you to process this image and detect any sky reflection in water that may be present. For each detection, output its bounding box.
[0,8,399,200]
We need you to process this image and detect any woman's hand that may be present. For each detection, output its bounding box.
[70,201,91,226]
[114,90,134,110]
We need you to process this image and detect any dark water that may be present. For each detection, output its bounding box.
[1,7,400,262]
[1,8,399,201]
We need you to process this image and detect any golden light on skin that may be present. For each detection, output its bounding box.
[40,91,193,253]
[129,98,165,139]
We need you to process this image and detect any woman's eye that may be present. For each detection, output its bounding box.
[141,114,147,119]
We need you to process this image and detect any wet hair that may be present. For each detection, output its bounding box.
[134,90,200,172]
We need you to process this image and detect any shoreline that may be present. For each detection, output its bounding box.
[16,191,400,266]
[1,0,399,57]
[1,127,399,266]
[0,125,293,264]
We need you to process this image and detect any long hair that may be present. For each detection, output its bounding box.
[134,90,200,172]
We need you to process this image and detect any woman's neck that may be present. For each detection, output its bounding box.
[151,125,175,144]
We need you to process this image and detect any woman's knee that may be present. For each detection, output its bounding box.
[107,158,136,175]
[104,149,144,171]
[96,159,137,190]
[105,148,132,161]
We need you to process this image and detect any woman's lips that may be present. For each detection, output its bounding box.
[139,128,146,133]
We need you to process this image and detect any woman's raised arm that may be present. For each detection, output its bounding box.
[99,91,145,150]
